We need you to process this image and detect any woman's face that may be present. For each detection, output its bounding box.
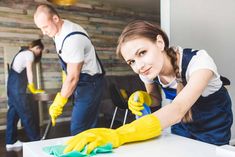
[121,36,165,80]
[32,46,42,57]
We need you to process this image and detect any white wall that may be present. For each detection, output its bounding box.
[161,0,235,144]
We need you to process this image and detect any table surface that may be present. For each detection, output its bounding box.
[23,132,235,157]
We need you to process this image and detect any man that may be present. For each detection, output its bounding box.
[34,4,105,135]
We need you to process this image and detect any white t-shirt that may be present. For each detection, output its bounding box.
[140,47,222,97]
[54,20,102,75]
[12,50,34,73]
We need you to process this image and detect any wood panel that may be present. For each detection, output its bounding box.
[0,0,159,128]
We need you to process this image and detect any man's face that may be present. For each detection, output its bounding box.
[34,12,58,38]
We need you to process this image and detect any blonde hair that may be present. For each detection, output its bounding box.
[35,3,60,18]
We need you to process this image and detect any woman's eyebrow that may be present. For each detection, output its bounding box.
[126,48,141,63]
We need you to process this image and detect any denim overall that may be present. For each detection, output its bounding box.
[6,50,40,144]
[156,48,233,145]
[58,31,105,135]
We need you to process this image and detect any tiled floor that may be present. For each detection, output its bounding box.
[0,121,70,157]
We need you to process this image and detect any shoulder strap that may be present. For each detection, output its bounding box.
[153,76,177,100]
[181,48,198,86]
[10,48,27,68]
[182,49,231,86]
[59,31,105,75]
[59,31,89,54]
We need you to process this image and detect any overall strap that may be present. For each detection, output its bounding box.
[152,48,198,100]
[181,48,198,86]
[181,49,230,86]
[10,48,27,68]
[153,77,177,100]
[59,31,105,75]
[59,31,89,54]
[58,55,67,72]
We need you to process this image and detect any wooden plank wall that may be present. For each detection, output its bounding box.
[0,0,159,128]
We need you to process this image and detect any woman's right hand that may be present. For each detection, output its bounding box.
[128,91,152,116]
[64,114,161,154]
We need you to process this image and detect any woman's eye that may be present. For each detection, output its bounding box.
[139,50,146,56]
[128,60,135,66]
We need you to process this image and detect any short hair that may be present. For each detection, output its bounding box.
[35,3,60,18]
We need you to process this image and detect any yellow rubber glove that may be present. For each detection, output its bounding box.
[49,92,68,126]
[128,91,152,116]
[27,83,45,94]
[64,114,161,154]
[62,70,66,83]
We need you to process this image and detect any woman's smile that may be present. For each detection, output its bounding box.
[140,67,152,76]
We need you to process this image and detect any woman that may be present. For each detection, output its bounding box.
[6,39,45,151]
[63,21,233,154]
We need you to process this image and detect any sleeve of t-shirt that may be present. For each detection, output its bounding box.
[61,35,89,63]
[25,50,34,62]
[187,50,220,79]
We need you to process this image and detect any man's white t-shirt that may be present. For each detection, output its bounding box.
[12,50,34,73]
[140,47,222,97]
[54,20,102,75]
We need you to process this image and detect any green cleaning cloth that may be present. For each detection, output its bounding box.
[43,143,113,157]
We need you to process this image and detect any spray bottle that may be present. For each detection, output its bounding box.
[134,93,151,119]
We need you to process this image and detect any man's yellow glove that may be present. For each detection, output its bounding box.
[27,83,45,94]
[128,91,152,116]
[62,70,66,83]
[49,92,68,126]
[64,114,161,154]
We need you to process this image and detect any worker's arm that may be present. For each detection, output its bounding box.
[26,61,45,94]
[145,82,162,107]
[60,62,83,98]
[26,61,33,84]
[49,61,83,126]
[154,69,213,129]
[64,69,213,154]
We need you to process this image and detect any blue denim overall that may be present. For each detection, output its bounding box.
[157,48,233,145]
[6,50,40,144]
[58,32,105,135]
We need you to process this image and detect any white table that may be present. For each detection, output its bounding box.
[23,132,235,157]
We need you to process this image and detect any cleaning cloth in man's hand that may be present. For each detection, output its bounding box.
[43,144,112,157]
